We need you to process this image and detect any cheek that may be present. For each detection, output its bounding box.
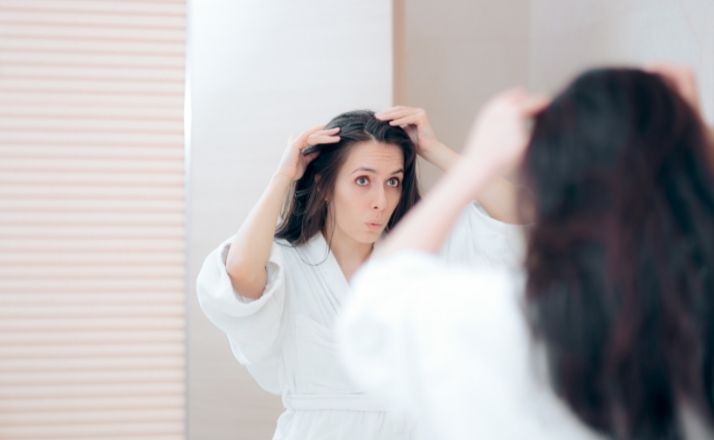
[341,179,374,201]
[386,188,402,212]
[333,180,365,213]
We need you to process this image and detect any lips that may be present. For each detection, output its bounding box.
[366,222,384,229]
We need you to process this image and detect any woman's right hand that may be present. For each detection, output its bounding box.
[645,64,701,111]
[646,64,714,157]
[459,89,549,185]
[274,125,341,181]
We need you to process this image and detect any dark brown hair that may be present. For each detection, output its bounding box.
[523,68,714,439]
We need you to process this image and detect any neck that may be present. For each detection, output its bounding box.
[323,222,374,280]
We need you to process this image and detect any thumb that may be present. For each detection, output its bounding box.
[520,95,551,115]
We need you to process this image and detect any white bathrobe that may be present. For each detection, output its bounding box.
[337,251,604,440]
[196,204,523,440]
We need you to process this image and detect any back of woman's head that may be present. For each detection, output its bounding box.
[275,110,420,245]
[523,67,714,438]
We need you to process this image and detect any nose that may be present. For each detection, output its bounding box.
[371,185,387,211]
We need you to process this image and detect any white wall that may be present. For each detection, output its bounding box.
[187,1,393,439]
[529,0,714,123]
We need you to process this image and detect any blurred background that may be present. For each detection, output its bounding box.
[0,0,711,439]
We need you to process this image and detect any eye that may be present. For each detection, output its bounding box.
[355,176,370,187]
[386,177,401,188]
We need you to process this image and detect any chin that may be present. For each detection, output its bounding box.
[359,236,378,245]
[355,231,381,245]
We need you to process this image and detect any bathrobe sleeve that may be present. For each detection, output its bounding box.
[440,203,527,270]
[196,237,290,376]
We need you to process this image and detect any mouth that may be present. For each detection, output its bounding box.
[365,222,384,231]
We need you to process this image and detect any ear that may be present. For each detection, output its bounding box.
[314,175,329,202]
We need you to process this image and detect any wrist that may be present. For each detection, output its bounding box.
[270,172,295,187]
[421,140,445,158]
[445,160,502,202]
[422,142,457,171]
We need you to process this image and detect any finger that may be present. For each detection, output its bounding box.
[389,113,422,126]
[644,63,697,88]
[294,124,327,144]
[296,126,338,147]
[376,107,415,119]
[376,106,409,116]
[382,109,421,121]
[310,128,340,137]
[309,128,340,137]
[645,64,700,106]
[379,107,421,117]
[303,124,327,134]
[306,137,341,148]
[644,63,692,76]
[481,88,528,111]
[499,87,529,102]
[307,135,341,145]
[303,151,319,162]
[388,115,420,127]
[519,95,551,115]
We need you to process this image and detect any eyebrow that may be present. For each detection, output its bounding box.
[350,167,404,175]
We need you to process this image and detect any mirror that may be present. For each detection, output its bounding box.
[187,1,712,439]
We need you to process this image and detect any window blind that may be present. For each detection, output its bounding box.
[0,1,187,438]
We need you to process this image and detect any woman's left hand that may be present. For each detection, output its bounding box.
[376,106,444,157]
[645,63,701,112]
[376,106,458,170]
[460,88,549,186]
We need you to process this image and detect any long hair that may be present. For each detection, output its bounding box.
[523,68,714,438]
[275,110,421,245]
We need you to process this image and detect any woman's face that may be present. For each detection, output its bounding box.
[328,140,404,245]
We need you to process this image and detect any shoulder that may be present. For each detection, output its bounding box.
[351,251,522,309]
[345,252,527,356]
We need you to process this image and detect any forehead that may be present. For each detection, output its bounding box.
[341,140,404,171]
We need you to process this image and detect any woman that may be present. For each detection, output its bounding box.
[196,108,524,439]
[338,67,714,439]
